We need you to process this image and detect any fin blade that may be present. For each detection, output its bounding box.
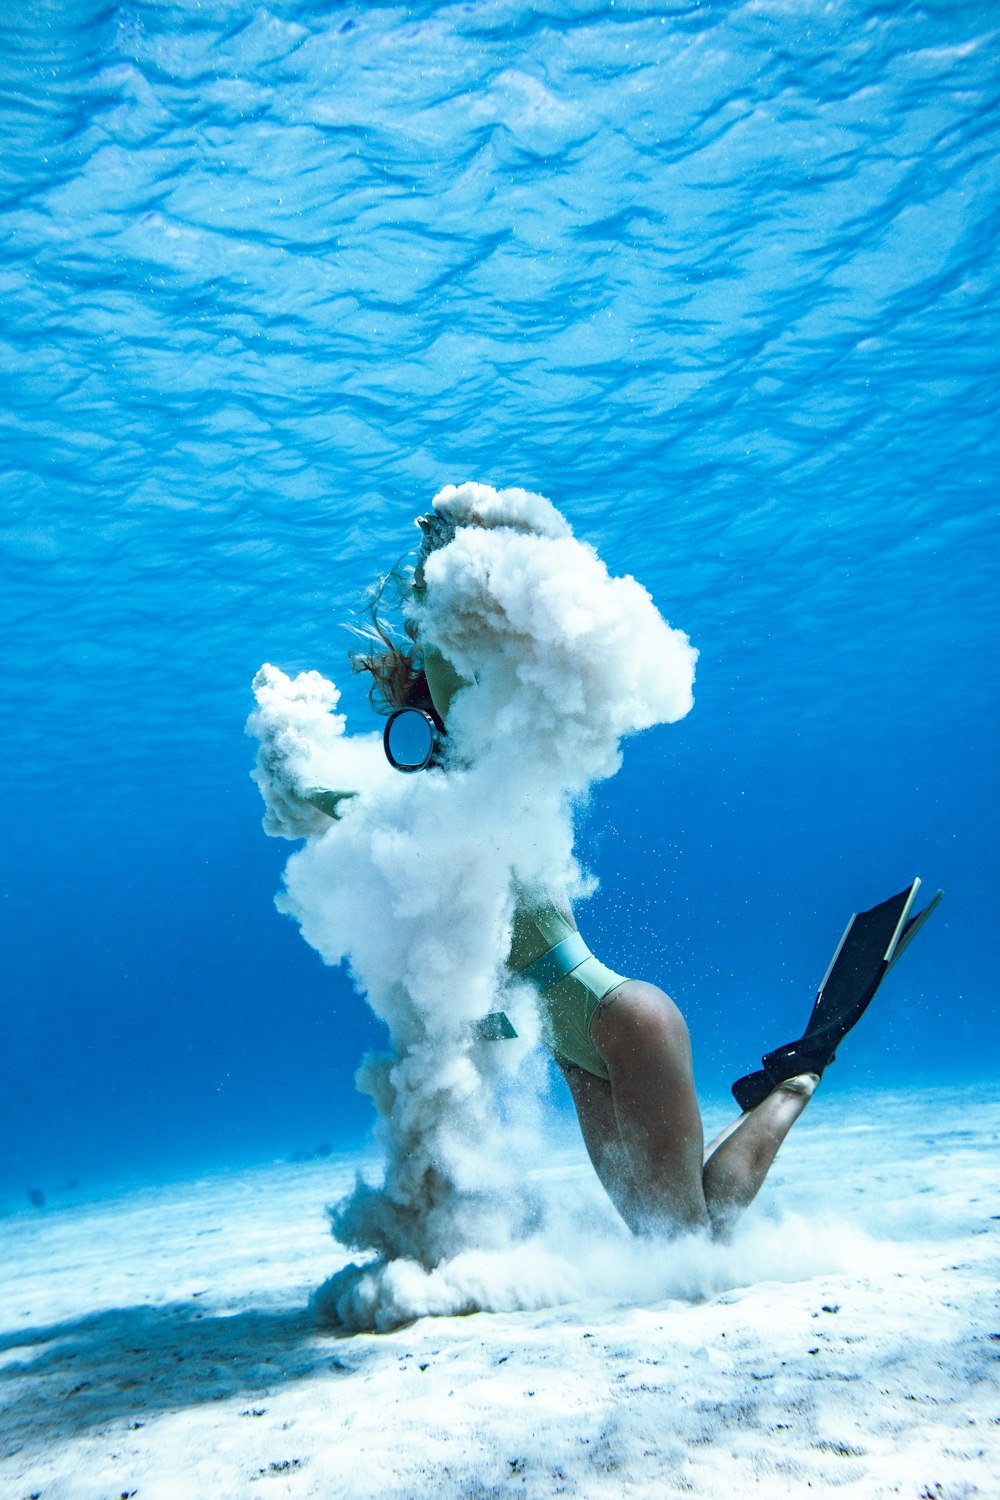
[478,1011,518,1041]
[806,882,919,1038]
[885,888,944,973]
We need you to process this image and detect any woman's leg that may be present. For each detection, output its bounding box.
[588,982,710,1233]
[582,981,815,1237]
[557,1061,644,1229]
[700,1074,817,1234]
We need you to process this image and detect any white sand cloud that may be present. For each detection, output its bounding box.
[247,483,698,1329]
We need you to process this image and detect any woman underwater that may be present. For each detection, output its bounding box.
[250,482,939,1262]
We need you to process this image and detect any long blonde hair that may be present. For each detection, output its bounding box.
[349,571,430,715]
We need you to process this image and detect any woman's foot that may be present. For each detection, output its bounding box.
[775,1071,820,1099]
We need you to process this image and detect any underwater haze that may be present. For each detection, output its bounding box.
[2,0,998,1202]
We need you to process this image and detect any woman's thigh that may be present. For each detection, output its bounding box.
[558,1060,642,1228]
[559,1062,625,1180]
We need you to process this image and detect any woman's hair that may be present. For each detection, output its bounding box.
[350,571,430,715]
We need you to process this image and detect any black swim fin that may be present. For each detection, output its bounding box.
[732,881,943,1113]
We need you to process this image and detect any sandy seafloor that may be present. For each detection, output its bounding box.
[2,1086,998,1500]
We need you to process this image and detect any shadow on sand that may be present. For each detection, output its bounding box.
[0,1300,361,1455]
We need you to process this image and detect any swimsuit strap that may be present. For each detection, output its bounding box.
[516,931,590,993]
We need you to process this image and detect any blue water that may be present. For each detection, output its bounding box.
[2,0,997,1203]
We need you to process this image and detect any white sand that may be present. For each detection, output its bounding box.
[2,1085,998,1499]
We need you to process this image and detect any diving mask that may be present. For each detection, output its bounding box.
[383,705,446,772]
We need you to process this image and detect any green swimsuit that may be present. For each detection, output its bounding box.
[507,898,626,1080]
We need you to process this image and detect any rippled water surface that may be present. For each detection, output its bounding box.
[2,1,997,1192]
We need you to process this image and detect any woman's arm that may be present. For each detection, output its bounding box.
[248,662,391,839]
